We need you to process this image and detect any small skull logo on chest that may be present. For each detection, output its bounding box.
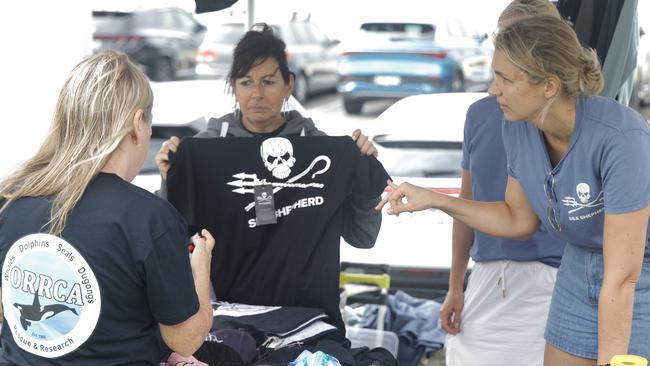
[576,183,590,204]
[260,137,296,179]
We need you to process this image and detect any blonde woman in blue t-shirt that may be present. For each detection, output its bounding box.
[378,15,650,366]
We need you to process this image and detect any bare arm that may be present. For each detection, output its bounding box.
[598,206,650,364]
[449,170,475,290]
[376,176,540,240]
[440,170,474,334]
[159,229,215,357]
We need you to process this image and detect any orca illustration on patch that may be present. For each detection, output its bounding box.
[13,286,78,331]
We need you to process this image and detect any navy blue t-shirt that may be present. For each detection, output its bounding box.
[0,173,199,365]
[462,96,564,267]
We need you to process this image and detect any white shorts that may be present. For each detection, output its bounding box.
[445,260,557,366]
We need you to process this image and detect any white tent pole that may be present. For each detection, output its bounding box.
[246,0,254,30]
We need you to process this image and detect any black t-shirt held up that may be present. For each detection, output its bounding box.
[167,136,390,330]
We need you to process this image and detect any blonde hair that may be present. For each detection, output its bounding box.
[0,50,153,235]
[497,0,561,28]
[494,15,603,99]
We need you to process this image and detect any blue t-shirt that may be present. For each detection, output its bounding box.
[503,96,650,253]
[463,96,564,267]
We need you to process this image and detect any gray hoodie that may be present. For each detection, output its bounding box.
[159,110,380,248]
[196,110,325,138]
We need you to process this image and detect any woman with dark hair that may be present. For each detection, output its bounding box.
[154,24,382,331]
[156,24,380,247]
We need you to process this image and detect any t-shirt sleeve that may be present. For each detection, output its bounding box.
[144,224,199,325]
[601,129,650,214]
[461,124,471,170]
[349,141,391,199]
[501,119,518,179]
[167,138,197,227]
[461,104,477,171]
[340,139,389,248]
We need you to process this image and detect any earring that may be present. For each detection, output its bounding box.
[233,100,241,121]
[282,99,290,121]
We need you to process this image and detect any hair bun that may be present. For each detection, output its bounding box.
[578,48,604,96]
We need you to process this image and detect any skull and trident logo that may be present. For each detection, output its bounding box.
[228,137,331,211]
[561,183,604,214]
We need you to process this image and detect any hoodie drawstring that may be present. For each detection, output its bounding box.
[497,261,509,298]
[220,122,229,137]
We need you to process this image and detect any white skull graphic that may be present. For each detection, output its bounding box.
[576,183,590,204]
[260,137,296,179]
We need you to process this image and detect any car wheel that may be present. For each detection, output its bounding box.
[293,72,309,103]
[452,71,465,92]
[150,57,174,82]
[343,98,363,114]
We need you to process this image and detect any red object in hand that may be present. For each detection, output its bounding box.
[188,233,205,253]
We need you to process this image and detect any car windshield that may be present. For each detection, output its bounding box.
[131,12,162,29]
[361,22,435,38]
[205,24,245,43]
[92,11,132,33]
[376,139,462,178]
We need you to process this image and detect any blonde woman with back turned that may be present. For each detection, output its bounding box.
[378,15,650,365]
[0,50,214,365]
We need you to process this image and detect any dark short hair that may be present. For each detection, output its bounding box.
[228,23,293,84]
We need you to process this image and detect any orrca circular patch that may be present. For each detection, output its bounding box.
[1,233,101,358]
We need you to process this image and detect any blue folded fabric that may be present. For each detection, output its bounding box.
[387,290,446,353]
[354,290,447,366]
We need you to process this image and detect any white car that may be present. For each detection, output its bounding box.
[340,92,487,299]
[634,26,650,108]
[132,79,307,192]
